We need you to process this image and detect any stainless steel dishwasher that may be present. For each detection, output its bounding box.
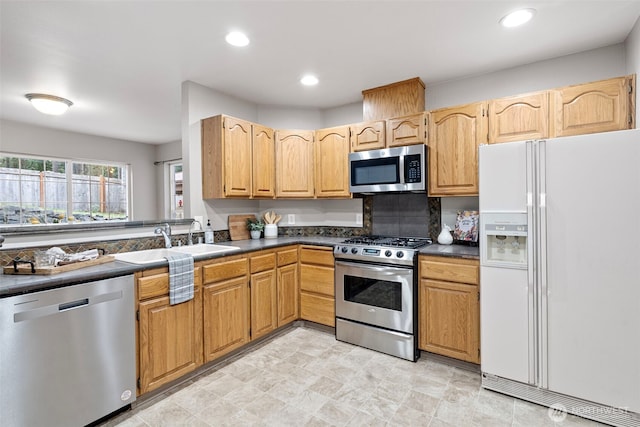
[0,275,136,427]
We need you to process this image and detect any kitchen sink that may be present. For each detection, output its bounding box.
[114,244,240,265]
[169,243,241,256]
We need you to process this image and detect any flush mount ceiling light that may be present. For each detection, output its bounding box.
[300,75,319,86]
[500,8,536,28]
[225,31,250,47]
[25,93,73,115]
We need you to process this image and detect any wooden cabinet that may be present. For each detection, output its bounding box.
[428,102,487,196]
[315,125,351,198]
[386,112,427,147]
[250,252,278,340]
[299,245,335,327]
[202,115,252,198]
[136,266,203,395]
[351,120,386,151]
[418,256,480,363]
[202,115,275,199]
[252,124,276,198]
[275,130,315,198]
[489,91,551,144]
[201,255,250,362]
[553,75,635,137]
[277,247,299,326]
[362,77,425,121]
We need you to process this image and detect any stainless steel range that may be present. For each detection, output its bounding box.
[334,235,432,361]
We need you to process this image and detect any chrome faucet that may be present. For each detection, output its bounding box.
[0,234,4,248]
[154,223,172,248]
[187,220,202,246]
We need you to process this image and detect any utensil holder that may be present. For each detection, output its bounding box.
[264,224,278,239]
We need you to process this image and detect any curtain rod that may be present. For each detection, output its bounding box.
[153,158,182,166]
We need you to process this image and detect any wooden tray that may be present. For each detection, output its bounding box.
[3,255,115,275]
[228,214,256,241]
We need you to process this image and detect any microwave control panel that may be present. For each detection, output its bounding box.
[404,153,422,183]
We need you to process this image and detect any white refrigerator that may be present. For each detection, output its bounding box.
[479,129,640,426]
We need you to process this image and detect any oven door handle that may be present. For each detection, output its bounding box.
[335,260,413,275]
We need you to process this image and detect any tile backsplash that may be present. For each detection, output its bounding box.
[371,193,441,240]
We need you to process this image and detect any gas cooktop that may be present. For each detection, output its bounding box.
[341,235,432,249]
[335,235,432,265]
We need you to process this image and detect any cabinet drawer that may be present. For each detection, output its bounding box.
[203,258,248,284]
[250,252,276,273]
[138,267,201,300]
[300,246,334,266]
[300,264,334,296]
[277,247,298,266]
[300,292,335,327]
[419,256,479,285]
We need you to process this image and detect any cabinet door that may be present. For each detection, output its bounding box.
[277,263,298,327]
[489,91,550,144]
[386,112,427,147]
[250,270,277,340]
[419,279,479,363]
[224,117,253,197]
[315,126,351,198]
[252,124,275,198]
[138,289,203,394]
[429,102,487,196]
[275,130,315,198]
[300,292,335,327]
[351,121,386,151]
[203,277,249,362]
[553,75,635,137]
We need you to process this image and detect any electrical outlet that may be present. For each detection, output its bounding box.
[356,213,363,225]
[288,214,295,225]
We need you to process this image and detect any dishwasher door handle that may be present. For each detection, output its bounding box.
[59,298,89,311]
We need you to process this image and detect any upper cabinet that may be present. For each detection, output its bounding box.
[315,125,351,198]
[429,101,487,196]
[351,120,386,151]
[386,112,428,147]
[202,115,252,198]
[252,124,275,198]
[489,91,550,144]
[553,75,635,137]
[275,130,315,198]
[362,77,425,121]
[202,115,275,199]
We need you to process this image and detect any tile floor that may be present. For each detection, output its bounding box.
[103,326,605,427]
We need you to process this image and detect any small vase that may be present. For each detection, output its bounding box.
[250,230,261,240]
[264,224,278,239]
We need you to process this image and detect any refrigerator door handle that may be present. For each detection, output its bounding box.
[536,140,549,389]
[526,141,537,384]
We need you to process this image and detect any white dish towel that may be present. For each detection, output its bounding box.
[166,253,194,305]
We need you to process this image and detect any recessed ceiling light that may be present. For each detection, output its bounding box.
[225,31,250,47]
[25,93,73,115]
[300,75,319,86]
[500,8,535,28]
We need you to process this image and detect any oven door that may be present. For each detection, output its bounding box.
[335,260,414,333]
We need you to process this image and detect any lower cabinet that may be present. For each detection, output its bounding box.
[418,255,480,363]
[202,255,250,362]
[250,251,278,340]
[299,245,335,327]
[277,247,299,327]
[136,266,203,395]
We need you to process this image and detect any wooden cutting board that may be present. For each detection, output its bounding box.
[228,214,256,241]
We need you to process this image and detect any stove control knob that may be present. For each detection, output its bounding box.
[396,251,404,258]
[341,247,348,253]
[351,247,358,254]
[385,250,392,257]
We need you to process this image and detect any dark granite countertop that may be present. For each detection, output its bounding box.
[0,237,477,298]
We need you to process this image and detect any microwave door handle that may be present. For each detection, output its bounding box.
[399,154,405,184]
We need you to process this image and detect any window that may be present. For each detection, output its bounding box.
[0,154,130,225]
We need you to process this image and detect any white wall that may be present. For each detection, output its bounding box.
[0,118,158,220]
[626,16,640,124]
[181,81,363,231]
[323,102,363,127]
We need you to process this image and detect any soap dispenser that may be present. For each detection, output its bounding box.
[204,220,214,244]
[437,224,453,245]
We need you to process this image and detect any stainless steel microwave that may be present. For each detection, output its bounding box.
[349,144,427,193]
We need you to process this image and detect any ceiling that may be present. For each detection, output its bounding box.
[2,1,639,145]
